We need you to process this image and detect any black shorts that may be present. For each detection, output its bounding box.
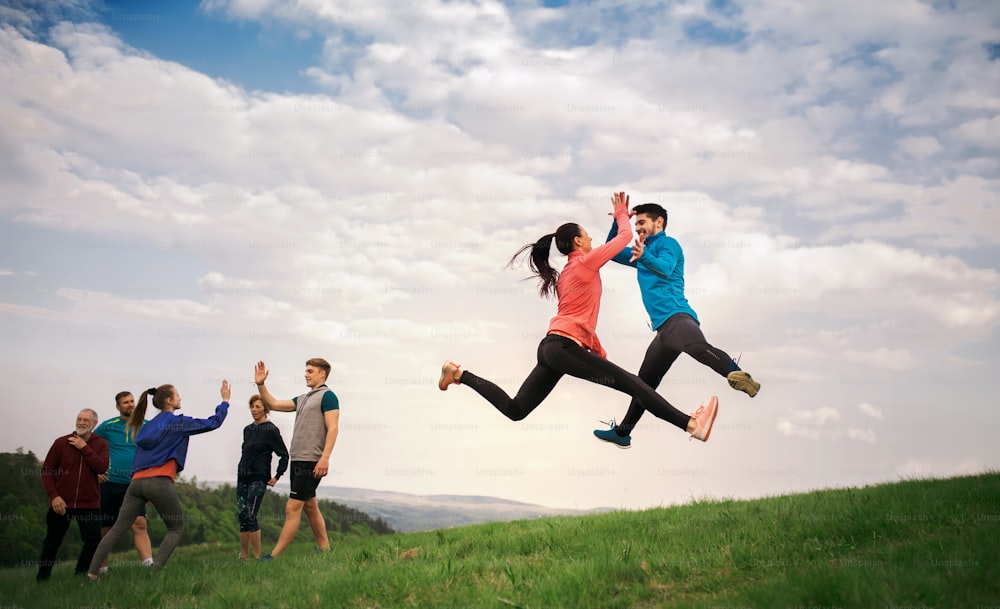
[288,461,322,502]
[100,481,147,527]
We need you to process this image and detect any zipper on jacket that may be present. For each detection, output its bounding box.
[73,440,83,509]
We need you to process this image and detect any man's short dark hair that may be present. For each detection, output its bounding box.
[114,391,133,406]
[632,203,667,226]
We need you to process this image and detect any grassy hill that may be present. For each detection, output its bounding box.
[2,472,997,609]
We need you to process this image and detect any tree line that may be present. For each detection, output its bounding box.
[0,449,392,569]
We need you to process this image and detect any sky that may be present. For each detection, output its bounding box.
[1,0,998,512]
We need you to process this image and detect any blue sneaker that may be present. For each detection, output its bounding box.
[259,553,274,561]
[593,420,631,449]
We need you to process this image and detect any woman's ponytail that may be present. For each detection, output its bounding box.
[127,384,174,439]
[508,223,581,298]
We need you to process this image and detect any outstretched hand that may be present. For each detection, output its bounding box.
[220,379,231,402]
[254,360,269,385]
[629,233,646,263]
[611,191,630,215]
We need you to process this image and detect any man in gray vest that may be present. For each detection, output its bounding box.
[254,358,340,559]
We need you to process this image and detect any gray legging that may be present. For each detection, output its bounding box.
[460,333,691,430]
[89,476,184,574]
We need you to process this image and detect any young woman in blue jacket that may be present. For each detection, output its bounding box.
[86,380,230,580]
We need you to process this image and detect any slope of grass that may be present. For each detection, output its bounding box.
[2,472,997,609]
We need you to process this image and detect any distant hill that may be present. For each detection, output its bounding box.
[313,486,612,532]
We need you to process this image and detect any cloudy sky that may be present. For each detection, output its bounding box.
[1,0,998,511]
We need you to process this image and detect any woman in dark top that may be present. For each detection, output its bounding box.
[237,394,289,559]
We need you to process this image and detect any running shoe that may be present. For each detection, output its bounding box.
[438,360,462,391]
[689,395,719,442]
[727,371,760,397]
[593,420,631,448]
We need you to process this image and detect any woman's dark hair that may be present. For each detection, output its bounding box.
[508,222,581,298]
[128,384,175,438]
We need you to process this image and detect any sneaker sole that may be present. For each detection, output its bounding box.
[728,373,760,398]
[593,434,631,449]
[438,361,459,391]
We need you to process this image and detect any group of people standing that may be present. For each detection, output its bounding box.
[35,358,340,582]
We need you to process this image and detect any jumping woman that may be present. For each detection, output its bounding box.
[86,380,230,580]
[439,192,719,443]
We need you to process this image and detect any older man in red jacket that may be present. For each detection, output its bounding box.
[37,408,109,581]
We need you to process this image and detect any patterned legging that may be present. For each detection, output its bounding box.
[237,480,267,533]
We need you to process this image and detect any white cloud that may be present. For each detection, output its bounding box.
[951,115,1000,149]
[847,428,876,444]
[842,348,921,371]
[858,402,883,419]
[794,407,841,425]
[895,135,943,160]
[777,407,842,440]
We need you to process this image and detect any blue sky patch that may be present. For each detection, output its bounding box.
[682,17,747,47]
[91,0,326,95]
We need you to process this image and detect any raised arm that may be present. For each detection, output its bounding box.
[172,380,231,436]
[580,192,633,270]
[606,218,637,267]
[254,360,296,412]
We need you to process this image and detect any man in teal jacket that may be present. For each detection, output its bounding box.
[92,391,153,572]
[594,202,760,448]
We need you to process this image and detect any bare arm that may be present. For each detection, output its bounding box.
[254,360,296,412]
[313,409,340,478]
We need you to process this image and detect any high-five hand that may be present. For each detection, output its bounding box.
[254,361,269,385]
[629,233,646,263]
[220,379,231,402]
[611,191,630,214]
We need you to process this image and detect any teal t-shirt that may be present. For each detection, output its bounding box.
[291,390,340,412]
[92,416,147,484]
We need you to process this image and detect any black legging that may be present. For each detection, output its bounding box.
[617,313,736,434]
[460,334,691,430]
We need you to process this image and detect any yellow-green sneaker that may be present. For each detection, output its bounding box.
[727,371,759,397]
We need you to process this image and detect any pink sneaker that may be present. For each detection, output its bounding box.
[438,360,462,391]
[689,395,719,442]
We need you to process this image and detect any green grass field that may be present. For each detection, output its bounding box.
[3,472,997,609]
